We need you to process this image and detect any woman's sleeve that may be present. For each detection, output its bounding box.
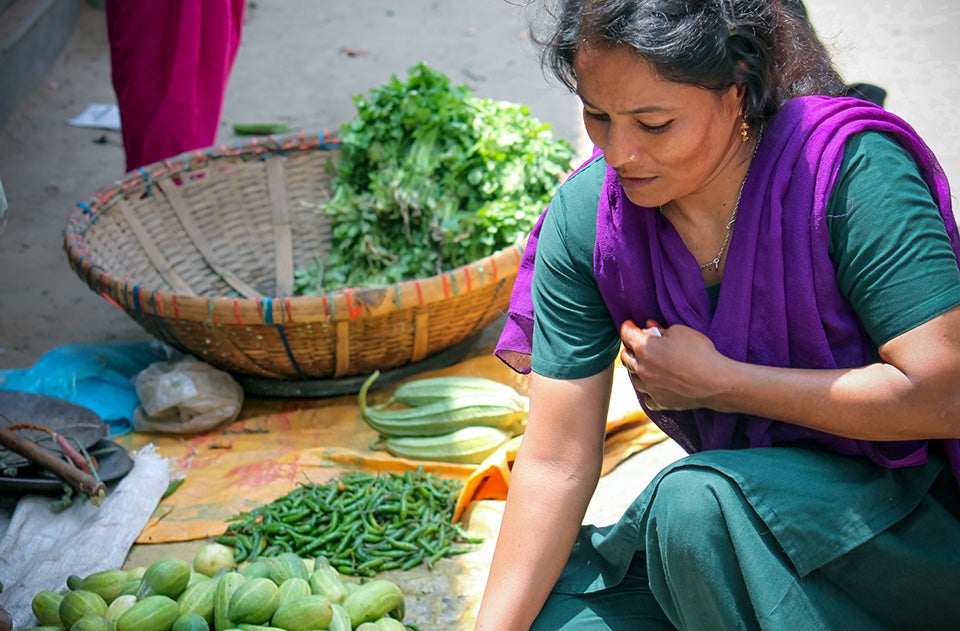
[828,131,960,346]
[530,162,621,379]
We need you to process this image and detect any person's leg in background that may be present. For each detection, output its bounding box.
[105,0,245,172]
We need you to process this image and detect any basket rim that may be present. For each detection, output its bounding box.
[64,130,527,325]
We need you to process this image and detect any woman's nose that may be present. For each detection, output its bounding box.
[602,127,639,169]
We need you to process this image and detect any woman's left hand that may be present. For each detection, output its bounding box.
[619,319,729,411]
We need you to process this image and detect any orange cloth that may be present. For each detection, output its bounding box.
[119,354,666,543]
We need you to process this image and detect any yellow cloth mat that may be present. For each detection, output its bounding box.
[118,353,667,544]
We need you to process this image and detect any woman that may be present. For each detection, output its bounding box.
[106,0,245,172]
[476,0,960,629]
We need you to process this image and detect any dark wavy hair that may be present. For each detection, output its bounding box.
[534,0,847,128]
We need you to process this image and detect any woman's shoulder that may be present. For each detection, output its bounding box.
[556,151,607,206]
[844,128,916,162]
[540,152,607,257]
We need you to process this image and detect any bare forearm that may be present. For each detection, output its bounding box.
[475,370,612,630]
[709,358,960,441]
[474,454,600,630]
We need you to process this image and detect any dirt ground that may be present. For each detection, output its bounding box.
[1,0,959,371]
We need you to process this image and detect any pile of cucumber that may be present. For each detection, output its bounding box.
[25,548,413,631]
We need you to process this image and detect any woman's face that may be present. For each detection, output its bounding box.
[574,44,745,209]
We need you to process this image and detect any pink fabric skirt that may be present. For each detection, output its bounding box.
[106,0,245,171]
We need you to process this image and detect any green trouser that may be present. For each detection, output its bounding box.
[532,448,960,630]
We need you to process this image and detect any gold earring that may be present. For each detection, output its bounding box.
[740,118,750,143]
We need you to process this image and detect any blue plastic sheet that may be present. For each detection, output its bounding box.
[0,341,170,437]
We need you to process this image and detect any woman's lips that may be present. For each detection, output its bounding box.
[617,173,657,188]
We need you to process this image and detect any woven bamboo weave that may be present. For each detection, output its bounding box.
[64,131,523,381]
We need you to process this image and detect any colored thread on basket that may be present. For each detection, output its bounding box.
[233,298,243,324]
[318,129,342,150]
[136,168,152,197]
[132,284,143,312]
[81,258,96,285]
[394,284,403,310]
[321,295,331,319]
[261,297,304,377]
[172,294,181,319]
[100,292,123,310]
[154,290,165,317]
[441,274,450,300]
[151,312,182,350]
[491,258,499,280]
[464,268,472,293]
[76,201,93,217]
[414,280,425,306]
[344,289,362,319]
[206,300,216,324]
[284,298,294,321]
[275,325,304,377]
[261,298,273,324]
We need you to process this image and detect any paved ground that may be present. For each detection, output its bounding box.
[0,0,958,539]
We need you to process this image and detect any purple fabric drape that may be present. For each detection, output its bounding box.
[496,95,960,483]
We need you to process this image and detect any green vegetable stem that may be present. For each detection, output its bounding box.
[294,62,575,294]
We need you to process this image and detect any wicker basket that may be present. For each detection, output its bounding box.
[64,131,523,384]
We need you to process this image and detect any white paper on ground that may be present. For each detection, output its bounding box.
[68,103,121,131]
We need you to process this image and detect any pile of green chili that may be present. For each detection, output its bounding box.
[217,468,482,576]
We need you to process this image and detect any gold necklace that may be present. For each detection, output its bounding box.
[660,132,760,272]
[696,174,746,271]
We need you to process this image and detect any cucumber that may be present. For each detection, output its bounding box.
[31,590,63,627]
[239,560,271,580]
[277,577,312,607]
[232,123,291,136]
[171,612,210,631]
[59,590,108,629]
[105,594,138,627]
[177,574,220,622]
[266,553,309,585]
[342,579,405,628]
[215,572,247,631]
[269,594,333,631]
[328,603,352,631]
[307,565,348,604]
[69,614,111,631]
[76,569,130,604]
[136,558,191,600]
[228,577,280,625]
[116,595,180,631]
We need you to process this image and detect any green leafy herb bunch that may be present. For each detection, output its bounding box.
[295,62,575,294]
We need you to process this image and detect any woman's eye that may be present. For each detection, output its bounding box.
[641,121,670,133]
[584,110,609,122]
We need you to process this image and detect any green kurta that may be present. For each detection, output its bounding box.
[527,132,960,629]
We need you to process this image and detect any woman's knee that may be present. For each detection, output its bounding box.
[647,467,735,535]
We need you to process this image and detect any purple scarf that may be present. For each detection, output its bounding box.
[496,96,960,482]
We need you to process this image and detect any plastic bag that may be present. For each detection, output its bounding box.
[133,356,244,434]
[0,341,170,437]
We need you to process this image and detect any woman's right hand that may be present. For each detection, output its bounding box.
[619,319,731,411]
[474,368,613,630]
